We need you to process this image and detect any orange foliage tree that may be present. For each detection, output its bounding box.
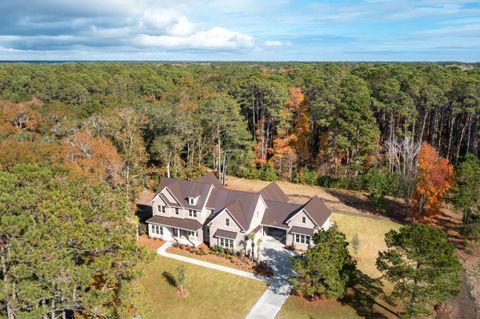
[62,131,124,186]
[411,142,454,217]
[0,100,41,134]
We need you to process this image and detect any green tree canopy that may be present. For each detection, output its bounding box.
[290,226,356,299]
[376,225,461,318]
[0,164,147,319]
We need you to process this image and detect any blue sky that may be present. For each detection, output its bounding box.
[0,0,479,61]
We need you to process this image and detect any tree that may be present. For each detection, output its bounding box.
[197,94,252,183]
[175,265,186,294]
[453,154,480,241]
[411,143,454,217]
[362,168,398,211]
[290,226,356,299]
[376,225,461,318]
[61,131,124,186]
[351,234,360,255]
[0,164,146,318]
[97,107,148,197]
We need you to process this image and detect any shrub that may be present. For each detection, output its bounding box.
[260,165,279,181]
[351,234,360,255]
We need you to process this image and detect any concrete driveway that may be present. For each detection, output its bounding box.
[245,236,299,319]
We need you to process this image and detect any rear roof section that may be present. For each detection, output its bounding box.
[259,182,289,202]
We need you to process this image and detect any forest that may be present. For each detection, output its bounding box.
[1,62,480,318]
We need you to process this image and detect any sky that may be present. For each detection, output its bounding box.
[0,0,479,61]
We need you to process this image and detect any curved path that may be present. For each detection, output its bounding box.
[157,241,263,281]
[157,239,296,319]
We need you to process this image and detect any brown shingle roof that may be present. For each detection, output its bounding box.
[156,178,212,209]
[289,226,315,236]
[206,188,261,230]
[146,215,202,231]
[213,229,237,240]
[260,182,289,202]
[301,196,331,227]
[195,173,224,189]
[262,200,302,229]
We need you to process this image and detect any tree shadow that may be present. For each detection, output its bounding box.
[162,271,177,288]
[324,189,411,225]
[339,270,400,319]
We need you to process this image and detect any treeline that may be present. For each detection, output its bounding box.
[0,63,479,188]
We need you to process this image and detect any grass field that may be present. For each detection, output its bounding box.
[278,212,402,319]
[138,255,267,319]
[332,213,401,278]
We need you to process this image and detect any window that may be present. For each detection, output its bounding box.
[294,234,311,245]
[189,210,197,218]
[152,225,163,236]
[225,218,230,227]
[218,237,234,248]
[158,205,166,213]
[188,231,198,238]
[301,216,306,224]
[175,208,179,215]
[189,197,194,205]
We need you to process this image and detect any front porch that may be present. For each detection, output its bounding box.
[148,223,202,247]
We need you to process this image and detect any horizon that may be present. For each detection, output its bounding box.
[1,0,479,62]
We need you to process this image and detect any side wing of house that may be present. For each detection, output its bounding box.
[208,208,246,251]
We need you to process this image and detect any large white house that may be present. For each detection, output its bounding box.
[142,173,332,252]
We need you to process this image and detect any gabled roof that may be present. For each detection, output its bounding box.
[285,196,331,227]
[156,177,212,210]
[206,189,261,230]
[195,172,224,189]
[260,182,289,202]
[261,200,302,229]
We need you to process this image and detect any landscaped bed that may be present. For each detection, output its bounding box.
[138,255,267,319]
[166,243,274,277]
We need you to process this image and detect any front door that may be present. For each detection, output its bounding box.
[172,228,179,237]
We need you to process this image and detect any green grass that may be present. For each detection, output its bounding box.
[332,213,401,279]
[278,213,402,319]
[138,255,267,319]
[280,296,361,319]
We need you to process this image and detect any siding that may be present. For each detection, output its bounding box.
[209,209,246,251]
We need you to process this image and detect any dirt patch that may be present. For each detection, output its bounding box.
[137,235,165,251]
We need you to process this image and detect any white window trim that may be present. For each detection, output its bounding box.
[218,237,234,248]
[158,205,166,213]
[225,218,230,227]
[188,209,197,218]
[294,234,311,245]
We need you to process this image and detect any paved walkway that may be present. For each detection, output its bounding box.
[245,236,298,319]
[157,242,263,281]
[157,239,297,319]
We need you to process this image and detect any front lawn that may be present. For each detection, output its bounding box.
[278,212,402,319]
[138,255,267,319]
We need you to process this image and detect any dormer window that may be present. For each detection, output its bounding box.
[188,196,199,205]
[226,218,230,227]
[302,216,306,224]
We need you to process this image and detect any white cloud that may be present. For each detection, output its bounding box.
[264,40,292,47]
[136,27,255,50]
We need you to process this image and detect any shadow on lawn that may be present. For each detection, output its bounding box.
[324,189,411,226]
[162,271,177,288]
[339,270,400,319]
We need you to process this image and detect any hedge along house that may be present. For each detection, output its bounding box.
[144,173,332,253]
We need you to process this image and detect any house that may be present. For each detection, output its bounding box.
[143,173,331,252]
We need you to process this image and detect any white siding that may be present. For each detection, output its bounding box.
[247,196,267,232]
